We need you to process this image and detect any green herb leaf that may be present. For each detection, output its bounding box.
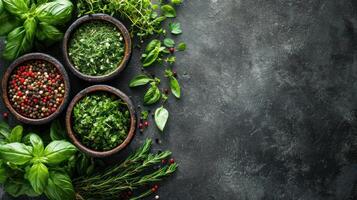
[0,162,7,184]
[145,39,161,52]
[129,74,153,87]
[0,11,21,36]
[36,22,63,43]
[44,141,77,165]
[3,26,33,60]
[4,180,40,197]
[164,38,175,48]
[2,0,28,17]
[166,56,176,64]
[144,84,161,105]
[177,42,186,51]
[0,0,4,14]
[169,22,182,35]
[143,46,161,67]
[7,125,23,142]
[27,134,44,157]
[44,171,75,200]
[161,4,176,18]
[170,77,181,98]
[155,106,169,131]
[171,0,183,5]
[26,163,49,193]
[35,0,73,25]
[50,120,66,141]
[0,143,33,165]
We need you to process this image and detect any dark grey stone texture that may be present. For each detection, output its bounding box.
[1,0,357,199]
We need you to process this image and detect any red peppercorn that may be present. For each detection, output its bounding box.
[139,123,143,129]
[169,47,175,53]
[3,112,9,119]
[169,158,175,164]
[164,88,169,94]
[154,185,159,189]
[173,71,177,77]
[162,159,167,164]
[151,187,157,192]
[144,121,149,127]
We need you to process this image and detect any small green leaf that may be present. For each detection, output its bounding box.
[155,106,169,131]
[144,84,161,105]
[44,140,77,164]
[145,39,161,53]
[142,46,161,67]
[26,163,49,194]
[170,77,181,98]
[0,143,33,165]
[169,22,182,35]
[164,38,175,48]
[166,56,176,64]
[171,0,183,5]
[129,74,153,87]
[0,162,7,183]
[27,134,44,157]
[0,0,4,14]
[161,4,176,18]
[50,120,66,141]
[177,42,186,51]
[44,171,75,200]
[7,125,23,142]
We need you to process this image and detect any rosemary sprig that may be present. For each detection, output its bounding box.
[74,139,178,200]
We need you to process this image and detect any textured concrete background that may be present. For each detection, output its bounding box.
[2,0,357,199]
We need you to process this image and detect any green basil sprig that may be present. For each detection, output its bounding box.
[0,0,73,60]
[165,69,181,99]
[130,74,163,105]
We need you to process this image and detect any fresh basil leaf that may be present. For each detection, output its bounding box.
[35,22,63,43]
[44,171,75,200]
[155,106,169,131]
[169,22,182,35]
[7,125,23,142]
[0,0,4,14]
[0,143,33,165]
[76,153,90,176]
[2,0,28,17]
[5,179,41,197]
[26,163,49,193]
[177,42,186,51]
[170,76,181,98]
[50,120,66,141]
[44,140,77,165]
[171,0,182,5]
[144,84,161,105]
[35,0,73,25]
[129,74,153,87]
[3,26,33,61]
[23,17,36,42]
[0,11,21,36]
[145,39,161,53]
[143,46,161,67]
[164,38,175,48]
[161,4,176,18]
[0,121,10,139]
[28,134,44,156]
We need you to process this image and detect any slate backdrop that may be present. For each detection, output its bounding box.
[2,0,357,199]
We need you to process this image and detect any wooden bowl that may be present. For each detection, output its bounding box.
[62,13,132,82]
[65,85,136,157]
[1,53,70,125]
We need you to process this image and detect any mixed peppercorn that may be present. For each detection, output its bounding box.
[8,60,65,119]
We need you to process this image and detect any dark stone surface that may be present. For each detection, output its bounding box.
[2,0,357,199]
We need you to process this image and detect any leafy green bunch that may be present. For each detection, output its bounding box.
[0,0,73,60]
[0,121,77,200]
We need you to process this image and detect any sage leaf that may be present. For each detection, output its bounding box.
[155,106,169,131]
[129,74,153,87]
[161,4,176,18]
[164,38,175,48]
[144,84,161,105]
[26,163,49,194]
[44,140,77,164]
[35,0,73,25]
[2,0,28,17]
[0,143,33,165]
[177,42,186,51]
[169,22,182,35]
[44,171,75,200]
[170,77,181,98]
[7,125,23,142]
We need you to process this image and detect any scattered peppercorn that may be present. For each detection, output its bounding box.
[2,112,8,119]
[7,60,65,119]
[163,88,169,94]
[161,159,166,164]
[169,158,175,164]
[144,121,149,127]
[169,47,175,53]
[173,71,177,77]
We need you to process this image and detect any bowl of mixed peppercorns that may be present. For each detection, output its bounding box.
[1,53,70,125]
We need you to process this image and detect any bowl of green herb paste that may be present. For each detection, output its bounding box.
[65,85,136,157]
[63,14,132,82]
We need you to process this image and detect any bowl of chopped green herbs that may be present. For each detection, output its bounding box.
[65,85,136,157]
[63,14,132,82]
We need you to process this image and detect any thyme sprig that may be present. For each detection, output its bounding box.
[74,139,178,200]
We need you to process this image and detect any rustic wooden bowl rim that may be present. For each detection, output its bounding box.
[1,53,70,125]
[65,85,136,158]
[62,13,132,82]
